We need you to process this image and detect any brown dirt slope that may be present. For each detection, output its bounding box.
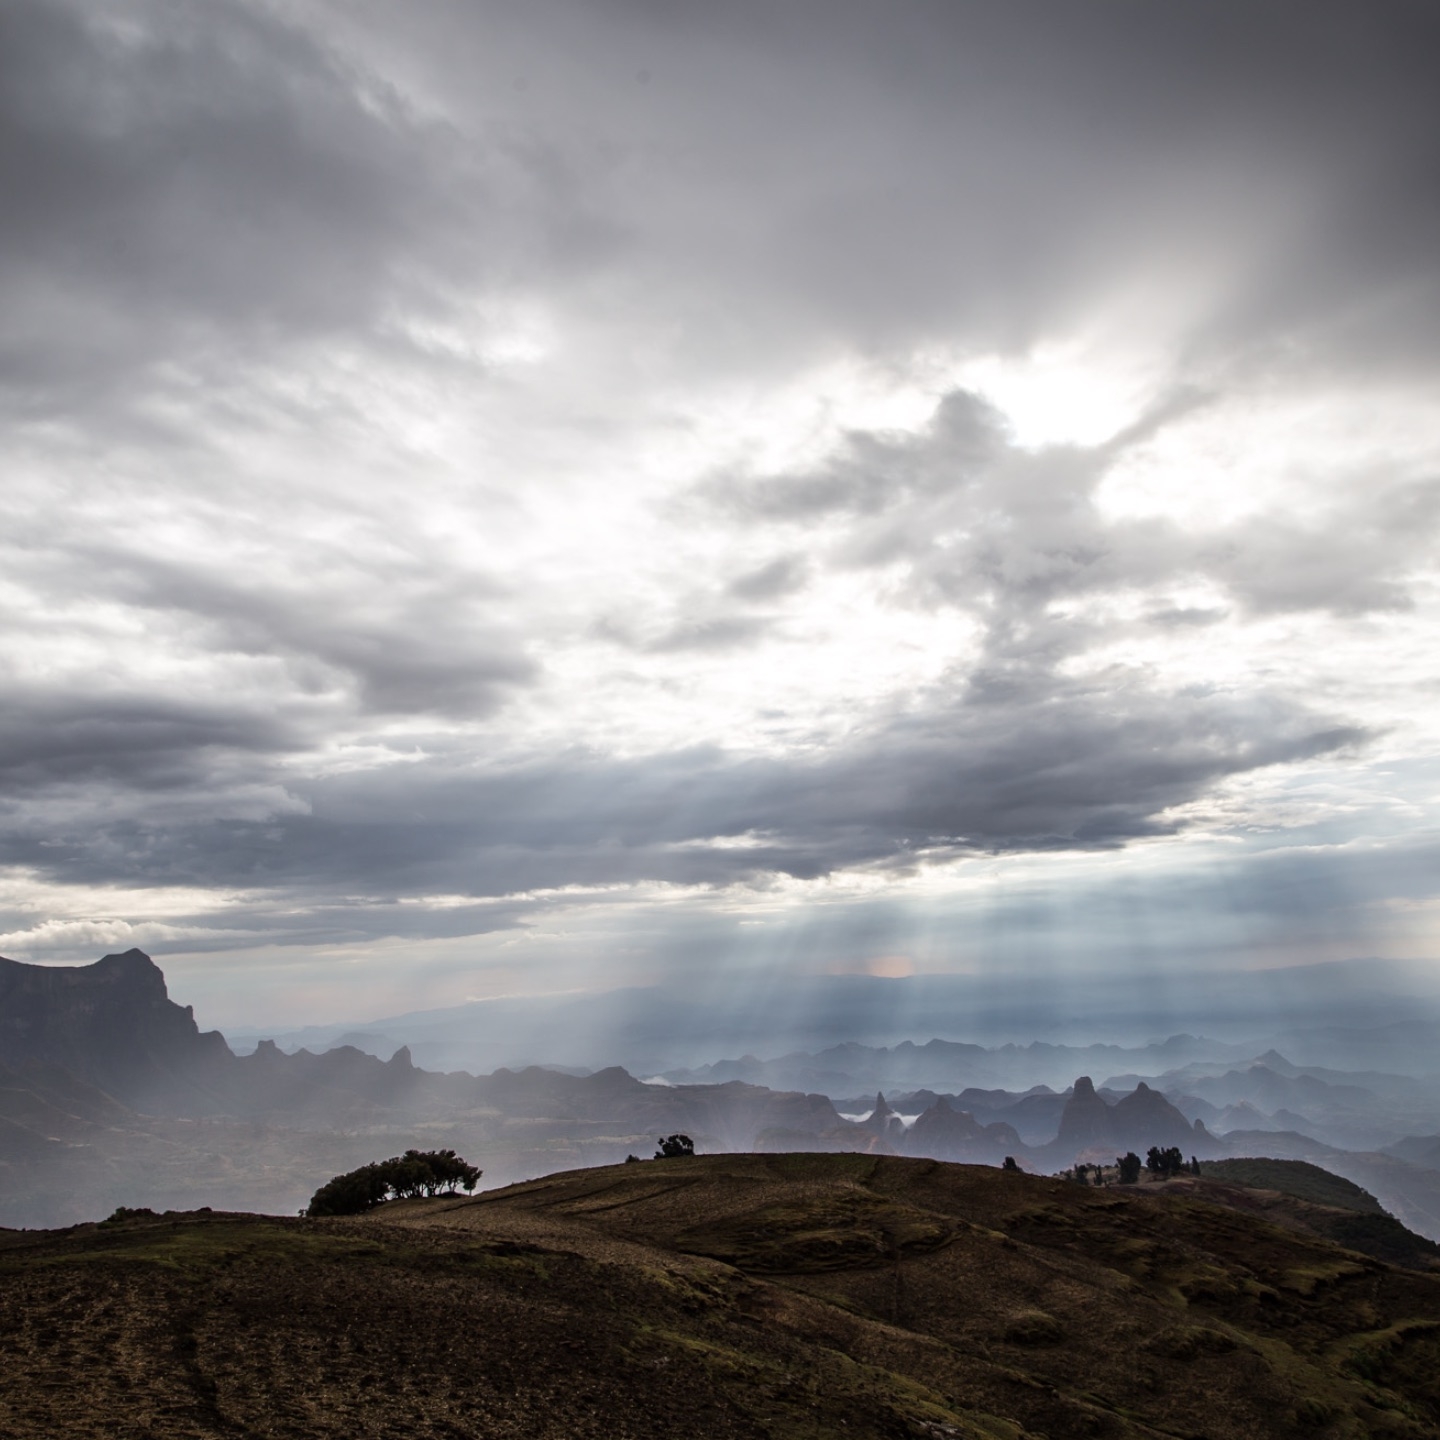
[3,1153,1440,1438]
[1175,1161,1440,1272]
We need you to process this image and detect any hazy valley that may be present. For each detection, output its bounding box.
[8,950,1440,1249]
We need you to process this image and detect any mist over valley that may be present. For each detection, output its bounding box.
[9,950,1440,1254]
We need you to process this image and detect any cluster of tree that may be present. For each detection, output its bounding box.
[1145,1146,1200,1179]
[101,1205,158,1225]
[1109,1149,1201,1183]
[1058,1150,1209,1187]
[654,1134,695,1159]
[305,1149,481,1217]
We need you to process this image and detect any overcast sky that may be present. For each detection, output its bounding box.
[3,0,1439,1030]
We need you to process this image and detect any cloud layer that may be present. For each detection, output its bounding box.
[2,0,1438,1023]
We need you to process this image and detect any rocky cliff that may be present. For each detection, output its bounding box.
[0,949,232,1112]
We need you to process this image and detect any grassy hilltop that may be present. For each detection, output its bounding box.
[3,1153,1440,1438]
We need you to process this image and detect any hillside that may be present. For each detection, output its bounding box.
[5,1154,1440,1438]
[1175,1160,1440,1271]
[1201,1158,1384,1212]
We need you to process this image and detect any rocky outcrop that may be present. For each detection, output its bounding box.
[910,1095,989,1145]
[0,949,231,1112]
[1056,1076,1117,1148]
[1111,1081,1206,1153]
[903,1095,1026,1164]
[860,1092,905,1140]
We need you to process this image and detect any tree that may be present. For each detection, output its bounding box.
[1117,1152,1142,1185]
[101,1206,157,1225]
[1002,1155,1020,1172]
[413,1148,483,1196]
[654,1134,695,1159]
[306,1150,482,1216]
[1146,1145,1185,1179]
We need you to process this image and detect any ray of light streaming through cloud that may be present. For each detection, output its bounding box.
[1,0,1438,1038]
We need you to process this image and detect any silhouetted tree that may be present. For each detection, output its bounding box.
[1191,1155,1201,1176]
[1002,1155,1020,1172]
[1146,1145,1185,1178]
[413,1148,482,1195]
[101,1206,157,1225]
[1117,1152,1142,1185]
[654,1134,695,1159]
[306,1164,390,1217]
[306,1150,481,1216]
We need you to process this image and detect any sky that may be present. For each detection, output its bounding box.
[2,0,1439,1032]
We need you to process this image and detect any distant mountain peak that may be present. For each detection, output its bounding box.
[1254,1049,1299,1076]
[1054,1073,1219,1159]
[97,947,160,968]
[91,948,170,999]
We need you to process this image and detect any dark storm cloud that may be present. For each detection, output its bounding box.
[6,0,1438,416]
[1,672,1364,909]
[1,0,412,397]
[0,692,296,797]
[0,526,535,819]
[0,0,612,420]
[88,547,537,719]
[440,0,1440,379]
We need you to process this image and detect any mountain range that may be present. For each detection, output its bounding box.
[223,958,1440,1076]
[8,950,1440,1249]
